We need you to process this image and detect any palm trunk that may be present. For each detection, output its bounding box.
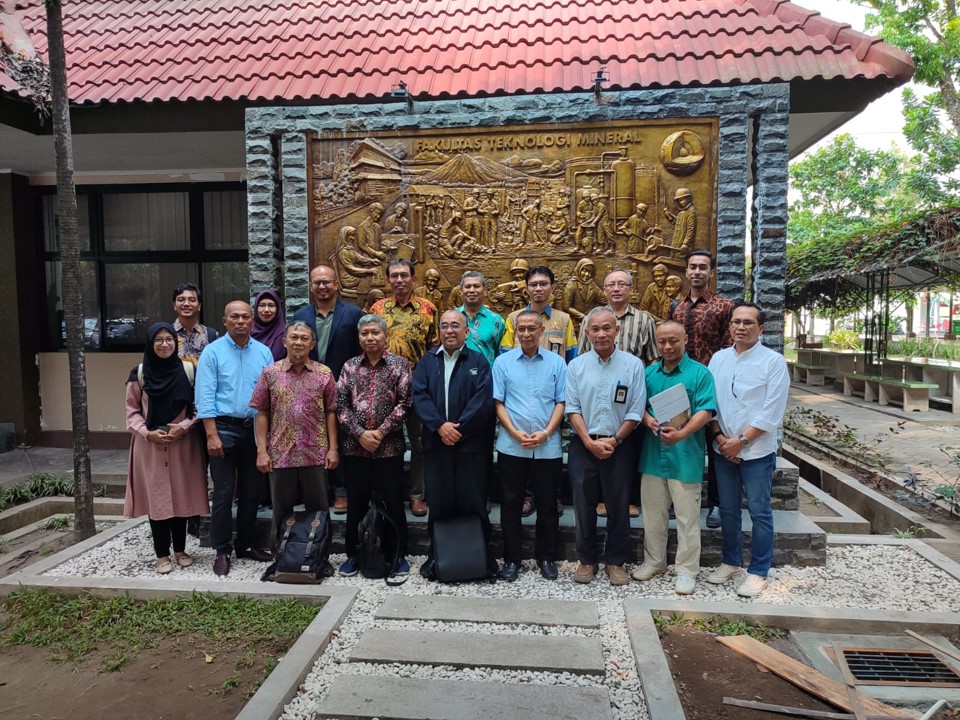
[46,0,96,540]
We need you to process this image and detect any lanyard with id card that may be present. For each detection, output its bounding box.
[614,380,628,404]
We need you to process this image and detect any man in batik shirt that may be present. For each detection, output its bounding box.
[250,321,338,551]
[336,314,413,576]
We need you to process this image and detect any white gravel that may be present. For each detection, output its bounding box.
[42,524,960,720]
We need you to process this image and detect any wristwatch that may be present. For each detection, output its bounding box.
[614,434,624,446]
[738,433,750,447]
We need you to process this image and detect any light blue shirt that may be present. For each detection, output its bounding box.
[492,347,567,459]
[565,348,647,436]
[195,334,274,419]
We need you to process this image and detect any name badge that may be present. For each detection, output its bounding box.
[614,383,628,404]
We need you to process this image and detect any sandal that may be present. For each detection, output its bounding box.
[156,557,174,574]
[174,552,194,568]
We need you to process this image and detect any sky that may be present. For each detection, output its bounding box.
[794,0,912,154]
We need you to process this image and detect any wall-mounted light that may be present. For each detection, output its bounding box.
[593,67,609,99]
[391,81,413,112]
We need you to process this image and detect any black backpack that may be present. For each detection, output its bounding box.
[357,500,406,585]
[262,510,330,584]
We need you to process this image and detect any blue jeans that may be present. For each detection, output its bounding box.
[713,451,776,577]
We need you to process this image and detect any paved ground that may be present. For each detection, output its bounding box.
[787,383,960,487]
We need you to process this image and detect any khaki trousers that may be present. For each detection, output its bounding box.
[640,474,702,577]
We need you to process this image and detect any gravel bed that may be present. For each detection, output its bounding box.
[42,523,960,720]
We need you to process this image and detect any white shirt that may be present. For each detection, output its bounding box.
[441,345,463,419]
[708,340,790,460]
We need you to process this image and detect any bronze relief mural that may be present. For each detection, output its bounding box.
[308,119,718,321]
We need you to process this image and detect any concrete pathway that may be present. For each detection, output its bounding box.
[316,596,613,720]
[787,383,960,487]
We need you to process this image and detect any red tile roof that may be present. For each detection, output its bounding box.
[1,0,913,106]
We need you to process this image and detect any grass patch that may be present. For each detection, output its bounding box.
[42,516,71,531]
[0,588,321,690]
[653,611,785,642]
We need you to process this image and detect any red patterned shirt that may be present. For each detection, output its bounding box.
[370,295,439,364]
[670,290,735,366]
[336,352,412,458]
[249,359,337,469]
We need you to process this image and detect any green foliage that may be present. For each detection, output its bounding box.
[0,590,320,681]
[825,329,862,350]
[888,337,960,359]
[855,0,960,190]
[784,406,904,471]
[42,516,70,531]
[786,206,960,313]
[0,474,76,512]
[653,612,784,642]
[892,524,929,538]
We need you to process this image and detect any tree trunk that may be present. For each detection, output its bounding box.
[46,0,96,540]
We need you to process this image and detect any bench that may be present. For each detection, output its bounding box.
[787,361,828,386]
[841,372,939,412]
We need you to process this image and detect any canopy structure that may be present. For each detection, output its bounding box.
[787,208,960,360]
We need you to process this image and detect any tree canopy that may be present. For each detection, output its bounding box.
[855,0,960,192]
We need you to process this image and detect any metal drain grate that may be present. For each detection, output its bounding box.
[839,647,960,687]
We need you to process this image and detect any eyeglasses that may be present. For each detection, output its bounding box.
[730,319,758,327]
[439,322,463,331]
[388,273,411,280]
[604,281,630,289]
[311,279,334,287]
[516,326,540,334]
[527,281,550,288]
[153,337,176,346]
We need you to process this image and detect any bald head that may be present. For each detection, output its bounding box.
[223,301,253,345]
[655,320,687,367]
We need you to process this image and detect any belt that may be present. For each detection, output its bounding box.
[587,434,612,440]
[216,416,254,428]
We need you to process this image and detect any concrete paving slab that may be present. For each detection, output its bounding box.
[315,674,612,720]
[376,595,599,627]
[0,447,128,488]
[350,628,604,674]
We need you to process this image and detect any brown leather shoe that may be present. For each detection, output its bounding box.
[596,503,607,517]
[332,496,348,514]
[410,498,428,517]
[605,564,630,586]
[629,504,640,518]
[521,496,535,517]
[573,562,597,584]
[213,553,231,576]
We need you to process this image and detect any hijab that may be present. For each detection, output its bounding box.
[127,322,194,430]
[251,288,287,361]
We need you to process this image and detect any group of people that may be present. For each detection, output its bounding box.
[124,250,789,597]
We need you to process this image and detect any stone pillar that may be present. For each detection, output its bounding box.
[750,92,790,352]
[279,132,310,313]
[716,114,749,298]
[246,128,280,297]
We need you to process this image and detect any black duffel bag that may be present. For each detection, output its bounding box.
[431,514,488,583]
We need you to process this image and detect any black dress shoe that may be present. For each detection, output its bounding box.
[213,553,231,576]
[236,547,272,562]
[420,558,437,581]
[537,560,559,580]
[499,561,520,581]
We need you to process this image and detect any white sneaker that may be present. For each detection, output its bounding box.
[705,563,742,584]
[631,563,667,581]
[675,575,696,595]
[737,573,768,598]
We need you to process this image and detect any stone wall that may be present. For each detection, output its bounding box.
[246,84,790,344]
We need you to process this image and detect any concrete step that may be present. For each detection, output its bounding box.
[376,595,599,628]
[315,674,612,720]
[350,628,604,674]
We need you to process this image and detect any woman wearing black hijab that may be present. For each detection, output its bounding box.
[123,323,209,574]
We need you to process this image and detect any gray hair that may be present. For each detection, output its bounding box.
[460,270,487,287]
[604,269,633,286]
[440,309,468,326]
[285,320,315,339]
[357,314,387,333]
[585,306,617,330]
